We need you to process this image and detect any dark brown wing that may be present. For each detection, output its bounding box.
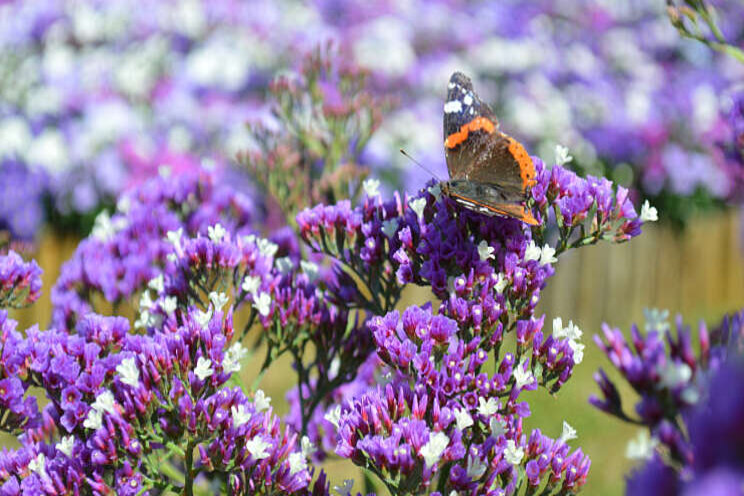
[442,72,536,196]
[445,131,531,199]
[444,180,538,225]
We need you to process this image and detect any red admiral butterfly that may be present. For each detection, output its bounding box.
[442,72,538,225]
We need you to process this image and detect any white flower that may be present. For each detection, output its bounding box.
[56,436,74,457]
[117,195,131,214]
[466,453,487,479]
[453,408,474,431]
[242,275,261,295]
[477,397,500,417]
[409,197,427,220]
[83,408,103,430]
[644,308,670,333]
[555,144,573,166]
[477,240,495,261]
[28,453,46,476]
[208,223,226,242]
[194,309,212,329]
[524,240,541,262]
[381,218,399,238]
[223,342,247,374]
[568,339,585,364]
[300,261,319,282]
[301,436,316,458]
[91,210,115,241]
[275,257,294,275]
[362,178,381,198]
[288,452,307,475]
[158,165,172,178]
[162,296,177,316]
[626,431,658,460]
[420,431,449,468]
[257,238,278,258]
[513,358,534,390]
[194,357,214,381]
[254,389,271,412]
[504,440,524,465]
[552,318,583,341]
[660,362,692,389]
[92,391,116,415]
[148,274,165,293]
[494,273,508,294]
[116,358,139,387]
[134,310,151,330]
[325,405,341,428]
[559,421,577,443]
[139,291,154,311]
[166,228,183,251]
[333,479,355,496]
[489,417,506,438]
[209,291,229,312]
[231,404,251,427]
[640,200,658,222]
[427,183,442,199]
[246,436,271,460]
[539,244,557,265]
[253,292,272,317]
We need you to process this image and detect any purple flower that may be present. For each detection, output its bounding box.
[0,251,42,309]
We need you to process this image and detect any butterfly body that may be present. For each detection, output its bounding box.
[442,72,538,225]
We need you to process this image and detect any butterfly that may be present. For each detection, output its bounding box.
[441,72,538,225]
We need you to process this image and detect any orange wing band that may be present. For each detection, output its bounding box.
[505,136,537,190]
[444,117,496,149]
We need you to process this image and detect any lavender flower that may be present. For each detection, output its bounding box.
[51,168,253,330]
[0,250,42,308]
[593,309,744,492]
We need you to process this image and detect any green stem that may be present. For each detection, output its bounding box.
[184,441,195,496]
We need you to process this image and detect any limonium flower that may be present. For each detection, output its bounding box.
[593,308,744,488]
[0,250,42,308]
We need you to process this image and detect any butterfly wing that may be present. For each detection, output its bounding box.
[443,72,536,199]
[444,180,538,225]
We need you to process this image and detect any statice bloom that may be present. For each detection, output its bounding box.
[0,250,42,308]
[0,276,324,494]
[332,306,590,494]
[625,355,744,495]
[294,157,648,491]
[51,168,254,330]
[592,309,744,493]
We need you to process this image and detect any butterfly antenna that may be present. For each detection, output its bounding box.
[399,149,444,182]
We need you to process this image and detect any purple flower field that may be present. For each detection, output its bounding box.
[0,1,743,495]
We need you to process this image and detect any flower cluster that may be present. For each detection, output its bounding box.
[0,250,42,308]
[0,211,344,494]
[294,154,651,492]
[591,308,744,492]
[332,306,590,495]
[50,168,254,330]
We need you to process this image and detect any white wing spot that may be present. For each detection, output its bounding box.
[469,108,474,115]
[448,82,456,89]
[463,94,473,106]
[444,100,463,113]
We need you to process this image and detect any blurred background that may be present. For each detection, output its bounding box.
[2,0,743,494]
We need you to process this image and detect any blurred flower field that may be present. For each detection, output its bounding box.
[1,1,743,495]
